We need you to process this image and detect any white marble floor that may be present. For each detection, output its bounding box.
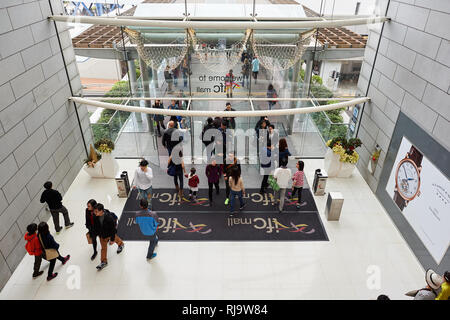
[0,159,425,300]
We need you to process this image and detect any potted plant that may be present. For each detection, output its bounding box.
[83,145,104,177]
[94,138,119,178]
[324,137,362,178]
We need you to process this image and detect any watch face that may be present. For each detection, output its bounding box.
[395,159,420,201]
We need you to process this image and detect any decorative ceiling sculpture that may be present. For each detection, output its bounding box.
[124,27,189,70]
[251,29,315,71]
[188,28,252,73]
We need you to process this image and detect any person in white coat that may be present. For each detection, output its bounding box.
[132,159,154,209]
[273,159,292,213]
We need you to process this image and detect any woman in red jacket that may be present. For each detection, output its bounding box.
[24,223,44,278]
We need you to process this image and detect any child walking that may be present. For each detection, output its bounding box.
[24,223,44,278]
[186,167,200,202]
[291,160,305,208]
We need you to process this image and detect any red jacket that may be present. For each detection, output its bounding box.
[24,233,43,256]
[188,174,199,188]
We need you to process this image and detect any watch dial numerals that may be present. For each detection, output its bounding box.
[396,160,419,199]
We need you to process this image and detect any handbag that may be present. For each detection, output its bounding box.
[86,232,92,244]
[167,163,176,176]
[39,234,59,260]
[268,175,280,192]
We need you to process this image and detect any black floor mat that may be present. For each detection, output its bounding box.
[123,188,318,212]
[117,189,328,242]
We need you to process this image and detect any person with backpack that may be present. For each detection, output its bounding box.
[94,203,124,271]
[241,58,250,88]
[37,222,70,281]
[205,157,222,206]
[85,199,99,260]
[135,199,159,260]
[24,223,44,278]
[162,120,183,156]
[168,150,187,203]
[132,159,154,209]
[266,84,278,110]
[40,181,74,233]
[152,100,166,137]
[224,69,234,98]
[186,167,200,202]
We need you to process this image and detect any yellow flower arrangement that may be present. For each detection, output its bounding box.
[326,138,361,164]
[97,143,113,153]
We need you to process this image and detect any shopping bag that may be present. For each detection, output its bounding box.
[268,175,280,192]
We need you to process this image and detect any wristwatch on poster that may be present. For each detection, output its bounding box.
[393,145,423,211]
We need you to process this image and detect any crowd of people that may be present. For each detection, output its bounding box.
[152,102,304,215]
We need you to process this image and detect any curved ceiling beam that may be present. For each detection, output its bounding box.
[70,97,370,118]
[49,15,389,30]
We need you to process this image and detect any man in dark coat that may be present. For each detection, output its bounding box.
[94,203,124,271]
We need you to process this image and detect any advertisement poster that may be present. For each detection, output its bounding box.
[386,136,450,264]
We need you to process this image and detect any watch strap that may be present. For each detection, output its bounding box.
[393,190,406,211]
[408,146,423,167]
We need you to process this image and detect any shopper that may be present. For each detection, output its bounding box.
[132,159,153,209]
[223,152,241,205]
[273,159,292,213]
[279,138,292,165]
[164,65,173,92]
[85,199,99,260]
[436,271,450,300]
[168,150,187,203]
[255,117,270,152]
[267,84,278,110]
[205,157,222,206]
[24,223,44,278]
[135,199,159,260]
[172,65,179,87]
[37,222,70,281]
[407,269,443,300]
[268,124,277,147]
[186,167,200,202]
[241,58,250,88]
[224,102,236,130]
[162,120,182,156]
[153,100,166,137]
[94,203,124,271]
[228,167,246,215]
[201,117,216,161]
[40,181,74,233]
[182,57,189,87]
[225,69,234,98]
[290,160,305,207]
[252,56,260,84]
[259,145,272,194]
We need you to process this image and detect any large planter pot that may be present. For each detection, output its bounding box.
[100,152,119,178]
[324,148,341,177]
[83,163,104,178]
[337,161,356,178]
[324,148,357,178]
